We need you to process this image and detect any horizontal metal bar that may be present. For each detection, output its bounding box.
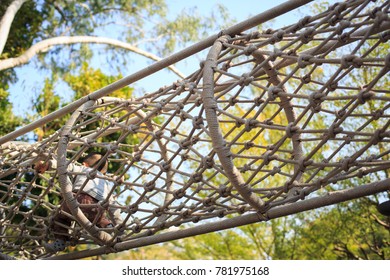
[0,0,313,145]
[47,177,390,260]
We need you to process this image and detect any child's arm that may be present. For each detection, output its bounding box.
[34,160,51,173]
[35,158,83,173]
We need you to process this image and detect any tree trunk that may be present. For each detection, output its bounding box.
[0,0,28,55]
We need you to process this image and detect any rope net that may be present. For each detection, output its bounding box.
[1,0,389,259]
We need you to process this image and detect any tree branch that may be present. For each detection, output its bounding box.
[0,0,28,56]
[334,243,361,260]
[371,213,390,230]
[0,35,186,79]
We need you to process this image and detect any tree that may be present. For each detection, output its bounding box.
[144,1,390,260]
[0,0,226,75]
[0,0,234,258]
[2,0,388,261]
[0,0,230,139]
[0,85,22,136]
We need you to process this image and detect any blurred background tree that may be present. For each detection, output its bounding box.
[0,0,388,260]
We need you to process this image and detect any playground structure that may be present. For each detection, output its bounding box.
[0,0,389,260]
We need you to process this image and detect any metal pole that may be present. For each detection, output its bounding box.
[0,0,313,145]
[46,178,390,260]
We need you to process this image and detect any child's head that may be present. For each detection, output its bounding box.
[82,153,108,174]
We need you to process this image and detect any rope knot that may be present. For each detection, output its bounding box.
[202,156,214,169]
[191,173,203,183]
[295,16,311,31]
[384,53,390,69]
[229,97,237,106]
[154,130,164,139]
[270,166,281,176]
[357,90,373,104]
[332,2,347,16]
[336,109,346,119]
[299,159,313,172]
[341,55,362,68]
[86,169,97,180]
[285,123,300,138]
[297,54,313,68]
[245,119,258,132]
[127,124,139,133]
[328,124,343,139]
[373,109,383,120]
[127,204,138,214]
[301,74,311,84]
[160,162,171,172]
[254,97,265,106]
[183,209,193,219]
[175,102,185,112]
[300,27,315,44]
[132,224,142,233]
[309,91,325,112]
[379,31,390,43]
[244,141,254,150]
[271,30,285,43]
[241,164,250,173]
[217,210,226,218]
[262,151,273,165]
[270,47,283,61]
[283,180,299,193]
[107,144,118,152]
[267,86,283,101]
[245,31,260,41]
[343,135,352,144]
[335,20,351,34]
[188,82,196,93]
[328,81,338,91]
[173,189,186,199]
[374,11,389,27]
[153,207,164,217]
[239,73,254,86]
[244,44,257,56]
[341,157,351,171]
[144,181,155,192]
[202,197,213,207]
[372,129,384,145]
[192,116,204,129]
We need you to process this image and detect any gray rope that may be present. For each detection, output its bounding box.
[0,0,389,259]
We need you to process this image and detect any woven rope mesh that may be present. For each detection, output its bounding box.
[1,0,389,259]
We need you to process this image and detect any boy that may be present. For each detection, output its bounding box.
[35,153,123,252]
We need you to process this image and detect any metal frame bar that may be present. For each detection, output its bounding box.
[0,0,313,145]
[46,178,390,260]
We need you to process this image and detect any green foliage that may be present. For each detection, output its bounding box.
[0,0,42,60]
[155,7,216,55]
[32,76,62,140]
[64,62,132,100]
[2,0,387,261]
[0,88,22,136]
[271,199,390,260]
[38,0,167,37]
[0,0,43,87]
[103,243,177,260]
[29,62,134,141]
[171,229,260,259]
[1,0,223,73]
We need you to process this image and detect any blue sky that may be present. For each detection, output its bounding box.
[8,0,313,118]
[168,0,299,25]
[129,0,306,97]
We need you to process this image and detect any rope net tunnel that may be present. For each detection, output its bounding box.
[0,0,390,260]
